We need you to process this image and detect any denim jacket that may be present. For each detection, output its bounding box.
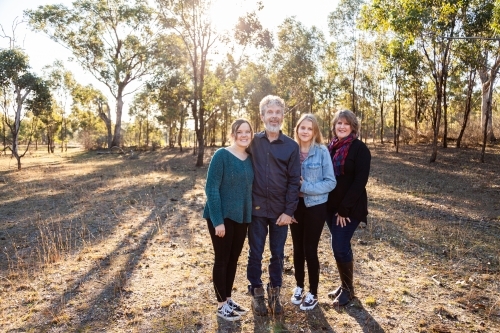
[300,144,336,207]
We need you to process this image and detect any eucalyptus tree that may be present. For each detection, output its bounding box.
[449,42,478,148]
[316,42,342,141]
[235,62,274,132]
[0,49,52,170]
[363,0,460,162]
[26,0,161,149]
[71,83,111,149]
[378,38,425,150]
[155,0,219,165]
[38,98,63,153]
[42,60,76,152]
[129,88,157,147]
[271,17,324,135]
[461,0,500,143]
[146,32,190,150]
[328,0,365,115]
[152,73,190,149]
[156,0,271,165]
[202,63,239,147]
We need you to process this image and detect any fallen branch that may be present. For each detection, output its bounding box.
[431,275,442,286]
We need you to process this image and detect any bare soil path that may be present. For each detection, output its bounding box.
[0,144,499,332]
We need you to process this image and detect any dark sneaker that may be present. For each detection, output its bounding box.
[217,303,241,321]
[227,298,248,315]
[291,286,303,305]
[251,286,268,316]
[300,292,318,310]
[267,286,283,315]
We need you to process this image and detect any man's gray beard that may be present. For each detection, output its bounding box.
[265,124,281,133]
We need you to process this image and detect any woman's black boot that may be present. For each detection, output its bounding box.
[333,261,355,306]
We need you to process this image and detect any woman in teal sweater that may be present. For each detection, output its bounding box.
[203,118,254,321]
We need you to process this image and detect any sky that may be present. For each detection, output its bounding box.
[0,0,340,119]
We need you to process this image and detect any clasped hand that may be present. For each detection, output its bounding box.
[276,213,297,226]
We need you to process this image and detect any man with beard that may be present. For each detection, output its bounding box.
[246,95,301,316]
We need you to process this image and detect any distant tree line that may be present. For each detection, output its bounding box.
[1,0,499,169]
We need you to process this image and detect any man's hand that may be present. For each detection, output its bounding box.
[276,213,293,226]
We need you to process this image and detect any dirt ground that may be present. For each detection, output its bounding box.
[0,143,499,333]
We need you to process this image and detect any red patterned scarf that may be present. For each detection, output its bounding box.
[328,133,356,176]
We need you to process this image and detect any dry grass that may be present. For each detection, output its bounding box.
[0,144,499,332]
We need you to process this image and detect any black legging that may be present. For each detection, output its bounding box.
[290,198,327,296]
[207,218,248,302]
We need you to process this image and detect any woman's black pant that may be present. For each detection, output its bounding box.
[290,198,327,296]
[207,218,248,302]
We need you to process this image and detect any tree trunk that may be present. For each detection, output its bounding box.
[98,102,112,149]
[178,104,185,152]
[221,105,228,146]
[47,128,51,153]
[393,80,397,147]
[430,81,443,163]
[112,87,124,148]
[457,68,475,148]
[61,117,66,152]
[380,84,384,144]
[443,78,449,148]
[11,90,23,170]
[396,84,401,153]
[145,117,150,147]
[138,120,142,147]
[481,98,490,163]
[414,89,418,137]
[352,42,357,114]
[477,52,500,143]
[479,79,496,143]
[2,116,5,148]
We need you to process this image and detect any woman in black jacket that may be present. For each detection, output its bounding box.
[326,110,371,306]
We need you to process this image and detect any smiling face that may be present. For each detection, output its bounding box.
[232,122,252,148]
[334,117,353,140]
[261,104,284,134]
[297,119,314,146]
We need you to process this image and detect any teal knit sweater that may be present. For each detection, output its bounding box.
[203,148,254,227]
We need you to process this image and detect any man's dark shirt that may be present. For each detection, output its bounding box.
[248,131,301,218]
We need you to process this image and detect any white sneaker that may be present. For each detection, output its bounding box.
[227,298,248,315]
[291,286,303,305]
[300,292,318,310]
[217,302,241,321]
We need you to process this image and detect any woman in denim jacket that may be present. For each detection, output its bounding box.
[289,114,336,310]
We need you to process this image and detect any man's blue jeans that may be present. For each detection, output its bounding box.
[326,213,360,263]
[247,216,288,292]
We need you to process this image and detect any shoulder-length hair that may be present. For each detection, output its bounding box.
[294,113,323,145]
[231,118,253,139]
[332,110,359,137]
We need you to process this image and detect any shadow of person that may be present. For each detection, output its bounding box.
[252,312,290,333]
[216,316,243,333]
[304,306,336,332]
[339,299,385,333]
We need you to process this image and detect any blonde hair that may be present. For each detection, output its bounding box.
[332,110,359,137]
[294,113,323,146]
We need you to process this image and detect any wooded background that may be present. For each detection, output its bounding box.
[1,0,499,169]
